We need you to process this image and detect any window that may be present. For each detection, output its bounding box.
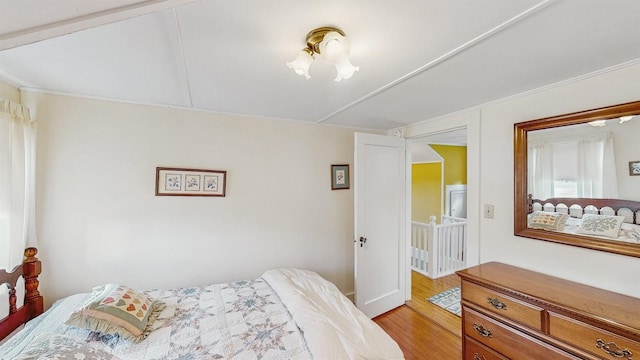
[0,98,36,270]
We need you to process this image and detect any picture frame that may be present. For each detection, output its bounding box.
[630,161,640,176]
[156,167,226,196]
[331,164,350,190]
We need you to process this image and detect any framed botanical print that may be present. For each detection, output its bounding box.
[156,167,226,196]
[331,164,350,190]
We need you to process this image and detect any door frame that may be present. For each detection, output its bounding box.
[401,112,481,300]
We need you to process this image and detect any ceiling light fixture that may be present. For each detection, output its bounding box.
[287,27,359,81]
[588,115,636,127]
[619,115,633,124]
[588,120,607,127]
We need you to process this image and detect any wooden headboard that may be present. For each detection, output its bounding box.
[0,247,44,340]
[528,195,640,224]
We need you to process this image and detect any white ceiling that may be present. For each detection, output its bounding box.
[1,0,639,130]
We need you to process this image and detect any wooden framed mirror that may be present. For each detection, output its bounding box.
[514,100,640,257]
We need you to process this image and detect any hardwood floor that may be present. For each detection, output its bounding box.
[406,270,462,337]
[373,271,462,359]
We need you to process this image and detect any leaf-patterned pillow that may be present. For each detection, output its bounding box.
[620,223,640,242]
[576,214,625,238]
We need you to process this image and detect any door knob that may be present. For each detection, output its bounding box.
[359,236,367,247]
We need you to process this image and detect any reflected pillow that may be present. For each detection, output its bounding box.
[528,211,569,231]
[66,284,164,342]
[576,214,625,239]
[619,223,640,241]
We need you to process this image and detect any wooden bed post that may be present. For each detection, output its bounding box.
[0,247,44,340]
[22,247,44,315]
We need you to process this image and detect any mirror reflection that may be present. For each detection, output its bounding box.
[527,114,640,201]
[514,101,640,258]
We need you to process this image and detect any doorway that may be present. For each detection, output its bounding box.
[406,127,468,332]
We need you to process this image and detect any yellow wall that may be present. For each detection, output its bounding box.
[412,163,441,223]
[412,145,466,224]
[431,145,467,185]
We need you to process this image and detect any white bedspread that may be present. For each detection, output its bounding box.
[1,269,404,360]
[262,268,404,360]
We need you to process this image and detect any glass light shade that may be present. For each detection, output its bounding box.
[286,49,313,79]
[333,55,359,82]
[319,31,349,64]
[588,120,607,127]
[619,115,633,124]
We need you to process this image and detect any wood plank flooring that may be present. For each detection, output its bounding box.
[405,270,462,337]
[373,271,462,359]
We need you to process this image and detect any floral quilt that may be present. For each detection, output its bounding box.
[3,279,313,360]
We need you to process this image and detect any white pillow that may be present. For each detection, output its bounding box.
[576,214,626,238]
[619,223,640,241]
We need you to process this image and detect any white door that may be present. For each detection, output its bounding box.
[446,185,468,219]
[354,133,408,318]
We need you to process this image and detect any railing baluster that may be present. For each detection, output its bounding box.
[411,220,467,278]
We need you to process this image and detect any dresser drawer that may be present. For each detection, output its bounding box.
[465,336,508,360]
[464,307,579,360]
[462,280,544,330]
[549,312,640,360]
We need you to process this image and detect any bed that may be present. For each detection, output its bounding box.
[0,248,404,359]
[527,195,640,244]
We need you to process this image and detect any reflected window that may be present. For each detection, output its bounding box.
[529,133,618,199]
[552,142,577,197]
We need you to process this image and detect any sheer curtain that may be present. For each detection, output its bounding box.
[0,98,37,270]
[576,133,618,198]
[528,141,554,200]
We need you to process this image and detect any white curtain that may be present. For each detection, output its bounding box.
[528,141,554,200]
[0,98,37,270]
[576,133,618,198]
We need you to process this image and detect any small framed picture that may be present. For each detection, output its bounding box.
[331,164,350,190]
[630,161,640,176]
[156,167,226,196]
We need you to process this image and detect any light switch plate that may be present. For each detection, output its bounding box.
[484,204,494,219]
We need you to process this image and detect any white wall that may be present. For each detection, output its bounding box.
[612,120,640,200]
[22,92,378,306]
[403,62,640,298]
[0,80,19,102]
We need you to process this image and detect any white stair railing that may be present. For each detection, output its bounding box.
[411,215,467,278]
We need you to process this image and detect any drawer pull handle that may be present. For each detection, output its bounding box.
[473,323,492,338]
[596,338,633,359]
[474,353,487,360]
[487,297,507,310]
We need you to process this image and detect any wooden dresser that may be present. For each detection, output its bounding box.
[456,262,640,360]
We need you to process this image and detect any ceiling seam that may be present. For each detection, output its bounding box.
[172,8,194,108]
[314,0,557,125]
[398,57,640,132]
[17,86,382,132]
[0,0,200,51]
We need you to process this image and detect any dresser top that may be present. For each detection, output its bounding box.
[456,262,640,332]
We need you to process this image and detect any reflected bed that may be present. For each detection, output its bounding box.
[528,196,640,244]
